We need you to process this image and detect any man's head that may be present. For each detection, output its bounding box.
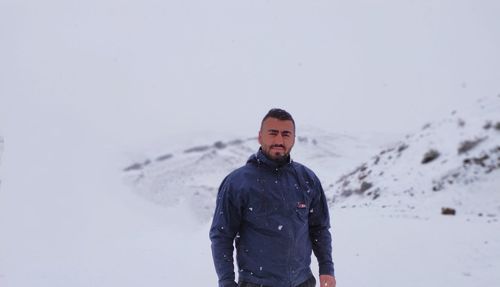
[258,108,296,162]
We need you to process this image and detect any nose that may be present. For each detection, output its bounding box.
[274,133,284,145]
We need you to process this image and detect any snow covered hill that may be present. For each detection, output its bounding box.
[332,96,500,219]
[122,96,500,222]
[121,130,387,220]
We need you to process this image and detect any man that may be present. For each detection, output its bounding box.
[210,109,336,287]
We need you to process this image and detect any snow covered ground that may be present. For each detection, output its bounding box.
[333,205,500,287]
[1,173,499,287]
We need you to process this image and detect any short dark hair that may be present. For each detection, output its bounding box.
[261,108,295,129]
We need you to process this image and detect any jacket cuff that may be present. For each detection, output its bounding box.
[319,264,335,277]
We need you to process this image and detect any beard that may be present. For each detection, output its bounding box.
[272,153,290,165]
[262,146,290,164]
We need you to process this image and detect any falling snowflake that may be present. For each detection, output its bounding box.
[278,225,283,230]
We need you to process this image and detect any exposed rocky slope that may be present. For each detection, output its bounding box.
[332,96,500,219]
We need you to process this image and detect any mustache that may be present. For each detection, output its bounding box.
[271,144,286,149]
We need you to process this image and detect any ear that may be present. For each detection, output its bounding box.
[258,130,263,145]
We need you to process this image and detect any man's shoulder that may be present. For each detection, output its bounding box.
[223,162,259,185]
[291,161,318,179]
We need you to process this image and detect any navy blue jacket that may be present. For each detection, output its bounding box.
[210,149,334,287]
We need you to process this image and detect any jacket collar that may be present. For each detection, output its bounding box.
[248,148,292,169]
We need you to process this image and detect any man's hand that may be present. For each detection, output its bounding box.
[319,275,336,287]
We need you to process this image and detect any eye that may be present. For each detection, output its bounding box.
[269,131,278,135]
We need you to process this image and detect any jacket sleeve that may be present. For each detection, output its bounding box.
[209,176,242,287]
[308,176,335,276]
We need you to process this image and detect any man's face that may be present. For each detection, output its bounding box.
[258,118,295,161]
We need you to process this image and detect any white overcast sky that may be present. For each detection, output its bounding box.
[1,0,500,148]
